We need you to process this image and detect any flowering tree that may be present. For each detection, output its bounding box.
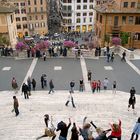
[63,40,77,48]
[15,42,27,51]
[112,37,121,46]
[35,41,50,50]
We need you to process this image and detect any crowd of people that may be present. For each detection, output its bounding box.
[34,114,140,140]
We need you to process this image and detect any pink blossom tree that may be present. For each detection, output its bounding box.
[63,40,77,48]
[112,37,121,46]
[35,41,50,50]
[15,42,27,51]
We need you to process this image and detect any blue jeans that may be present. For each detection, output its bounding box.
[59,136,67,140]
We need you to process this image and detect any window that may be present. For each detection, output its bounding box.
[89,12,93,16]
[135,16,140,24]
[29,7,31,13]
[100,15,102,23]
[90,0,94,2]
[131,2,136,8]
[83,0,87,2]
[68,19,72,23]
[77,13,81,16]
[89,5,93,9]
[20,2,25,6]
[123,2,128,8]
[107,16,112,25]
[68,6,72,10]
[83,5,87,9]
[10,15,13,23]
[16,17,20,21]
[77,0,81,3]
[77,5,81,9]
[17,25,21,29]
[77,18,81,23]
[83,18,86,23]
[129,16,134,24]
[28,0,30,5]
[35,15,38,20]
[40,0,43,5]
[23,24,27,29]
[35,23,39,28]
[15,9,20,14]
[22,17,27,21]
[41,7,43,12]
[34,0,37,5]
[83,13,87,16]
[122,16,126,24]
[21,9,26,14]
[68,0,72,2]
[41,15,44,20]
[89,17,92,22]
[29,16,32,20]
[14,3,19,6]
[35,7,37,12]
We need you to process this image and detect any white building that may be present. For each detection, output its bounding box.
[60,0,95,32]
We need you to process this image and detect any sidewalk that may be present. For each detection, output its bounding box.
[0,90,139,140]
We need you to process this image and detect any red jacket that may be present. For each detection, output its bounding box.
[92,81,97,88]
[110,120,122,137]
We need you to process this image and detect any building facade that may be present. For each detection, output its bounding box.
[14,0,28,38]
[14,0,48,37]
[0,6,17,47]
[94,0,140,48]
[60,0,95,32]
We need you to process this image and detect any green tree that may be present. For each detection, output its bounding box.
[0,35,10,46]
[120,32,130,45]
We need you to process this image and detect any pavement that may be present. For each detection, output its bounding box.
[0,46,140,139]
[0,90,139,140]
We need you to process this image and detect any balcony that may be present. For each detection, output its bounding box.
[111,26,121,33]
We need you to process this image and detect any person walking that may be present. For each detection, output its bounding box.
[107,52,110,62]
[43,52,47,61]
[130,87,136,97]
[56,118,71,140]
[13,96,19,116]
[41,74,44,89]
[87,70,92,82]
[71,123,79,140]
[111,52,115,62]
[32,78,36,91]
[11,77,18,94]
[108,120,122,140]
[36,114,56,140]
[128,95,136,113]
[91,80,97,93]
[121,50,126,62]
[27,76,31,95]
[22,83,29,99]
[103,78,109,91]
[65,91,76,108]
[48,79,54,94]
[70,80,75,93]
[96,80,101,92]
[79,79,84,92]
[43,74,47,87]
[112,81,117,93]
[130,117,140,140]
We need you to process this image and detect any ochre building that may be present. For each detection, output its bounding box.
[94,0,140,48]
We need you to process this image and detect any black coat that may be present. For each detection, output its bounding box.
[22,84,29,93]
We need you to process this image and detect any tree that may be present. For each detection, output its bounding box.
[0,35,10,46]
[120,32,129,46]
[112,37,121,46]
[15,42,27,51]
